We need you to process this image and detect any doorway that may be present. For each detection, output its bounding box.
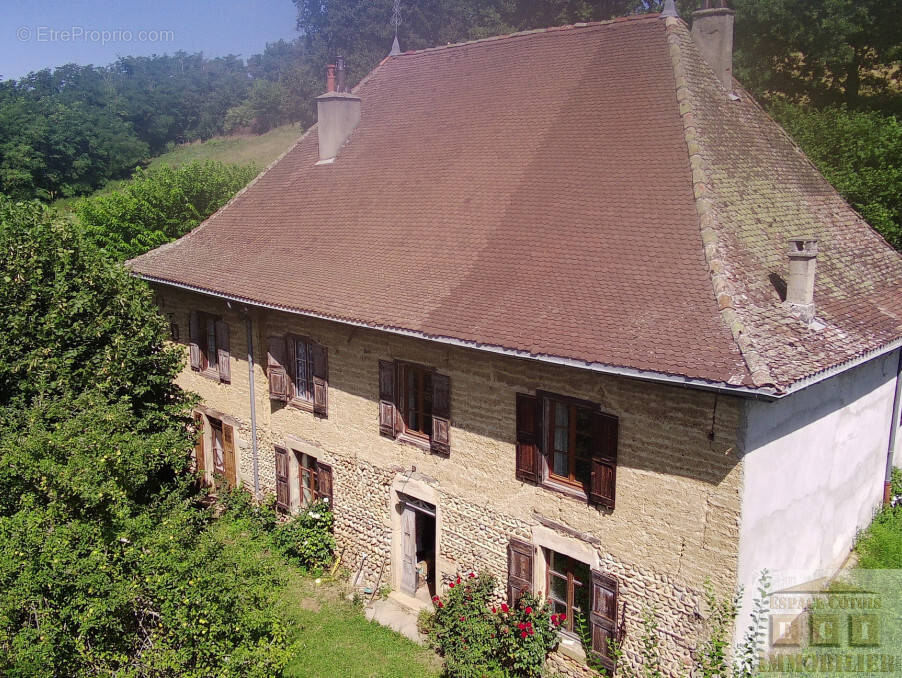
[398,494,436,603]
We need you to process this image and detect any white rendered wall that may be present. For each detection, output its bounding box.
[734,349,900,642]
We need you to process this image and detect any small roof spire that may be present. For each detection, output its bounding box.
[389,35,401,56]
[660,0,679,18]
[389,0,402,56]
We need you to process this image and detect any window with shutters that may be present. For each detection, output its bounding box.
[515,391,618,508]
[267,334,328,417]
[378,360,450,456]
[189,311,230,383]
[297,451,319,506]
[545,550,591,635]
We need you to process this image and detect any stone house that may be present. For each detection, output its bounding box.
[129,4,902,674]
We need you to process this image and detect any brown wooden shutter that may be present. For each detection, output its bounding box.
[215,320,231,383]
[515,393,540,484]
[274,446,290,510]
[315,461,333,507]
[311,342,328,417]
[222,423,237,489]
[589,412,618,509]
[188,311,202,371]
[378,360,397,438]
[589,570,619,672]
[193,412,206,478]
[430,372,451,456]
[507,538,534,606]
[267,336,289,402]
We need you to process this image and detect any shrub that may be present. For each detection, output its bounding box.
[422,572,561,678]
[856,468,902,568]
[272,499,336,570]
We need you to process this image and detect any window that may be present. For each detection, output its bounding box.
[548,399,594,489]
[546,550,591,634]
[207,417,237,489]
[378,360,450,456]
[293,338,315,404]
[401,363,433,438]
[188,311,230,383]
[514,391,618,508]
[266,335,328,416]
[275,445,333,511]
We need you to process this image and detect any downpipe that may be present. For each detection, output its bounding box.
[885,348,902,505]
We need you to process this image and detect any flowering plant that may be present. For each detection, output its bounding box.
[420,572,561,677]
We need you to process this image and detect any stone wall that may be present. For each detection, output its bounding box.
[154,286,745,675]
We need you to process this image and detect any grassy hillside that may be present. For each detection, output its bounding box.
[147,123,301,170]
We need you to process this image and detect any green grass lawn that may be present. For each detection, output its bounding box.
[280,579,441,678]
[855,467,902,568]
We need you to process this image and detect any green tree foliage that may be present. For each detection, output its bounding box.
[75,161,257,260]
[730,0,902,110]
[224,80,291,134]
[770,102,902,250]
[0,197,296,675]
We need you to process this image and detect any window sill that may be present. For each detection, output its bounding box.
[195,368,223,383]
[288,398,314,414]
[556,632,587,664]
[396,431,432,453]
[541,477,588,503]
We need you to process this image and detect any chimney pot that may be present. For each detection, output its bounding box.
[786,237,818,315]
[325,64,336,93]
[691,4,735,91]
[336,54,347,93]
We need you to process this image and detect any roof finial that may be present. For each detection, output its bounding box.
[660,0,679,18]
[389,0,402,56]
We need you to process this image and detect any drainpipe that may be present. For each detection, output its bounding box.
[886,348,902,505]
[245,309,261,496]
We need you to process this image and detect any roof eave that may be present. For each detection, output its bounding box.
[134,272,779,400]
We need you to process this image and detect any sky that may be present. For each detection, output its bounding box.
[2,0,299,80]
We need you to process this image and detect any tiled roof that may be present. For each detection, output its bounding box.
[130,14,902,392]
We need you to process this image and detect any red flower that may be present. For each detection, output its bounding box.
[456,576,461,584]
[560,613,566,622]
[501,603,509,612]
[529,628,535,636]
[432,596,440,602]
[525,606,533,614]
[491,607,497,613]
[551,614,558,624]
[438,602,444,608]
[517,622,526,630]
[449,583,455,589]
[469,572,476,578]
[460,616,466,622]
[521,631,528,638]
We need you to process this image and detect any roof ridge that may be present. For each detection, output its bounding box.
[388,13,662,59]
[664,16,774,389]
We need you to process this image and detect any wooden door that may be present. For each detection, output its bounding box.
[222,423,237,489]
[401,506,418,595]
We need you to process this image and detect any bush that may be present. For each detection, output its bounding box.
[856,468,902,568]
[422,572,561,678]
[272,499,336,570]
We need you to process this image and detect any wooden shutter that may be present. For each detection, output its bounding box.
[507,538,533,606]
[590,570,619,672]
[515,393,540,484]
[315,460,333,507]
[215,320,231,383]
[193,412,206,478]
[589,412,618,509]
[188,310,202,371]
[378,360,397,438]
[285,335,298,400]
[275,446,290,511]
[267,336,289,402]
[430,372,451,456]
[222,423,237,489]
[311,342,329,417]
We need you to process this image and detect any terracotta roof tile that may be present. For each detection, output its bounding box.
[130,14,902,391]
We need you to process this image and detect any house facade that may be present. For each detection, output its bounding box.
[132,5,902,675]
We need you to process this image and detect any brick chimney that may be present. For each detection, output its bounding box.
[786,237,818,319]
[316,55,360,162]
[691,0,735,92]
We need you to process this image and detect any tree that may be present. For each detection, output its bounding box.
[0,197,296,676]
[75,160,257,260]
